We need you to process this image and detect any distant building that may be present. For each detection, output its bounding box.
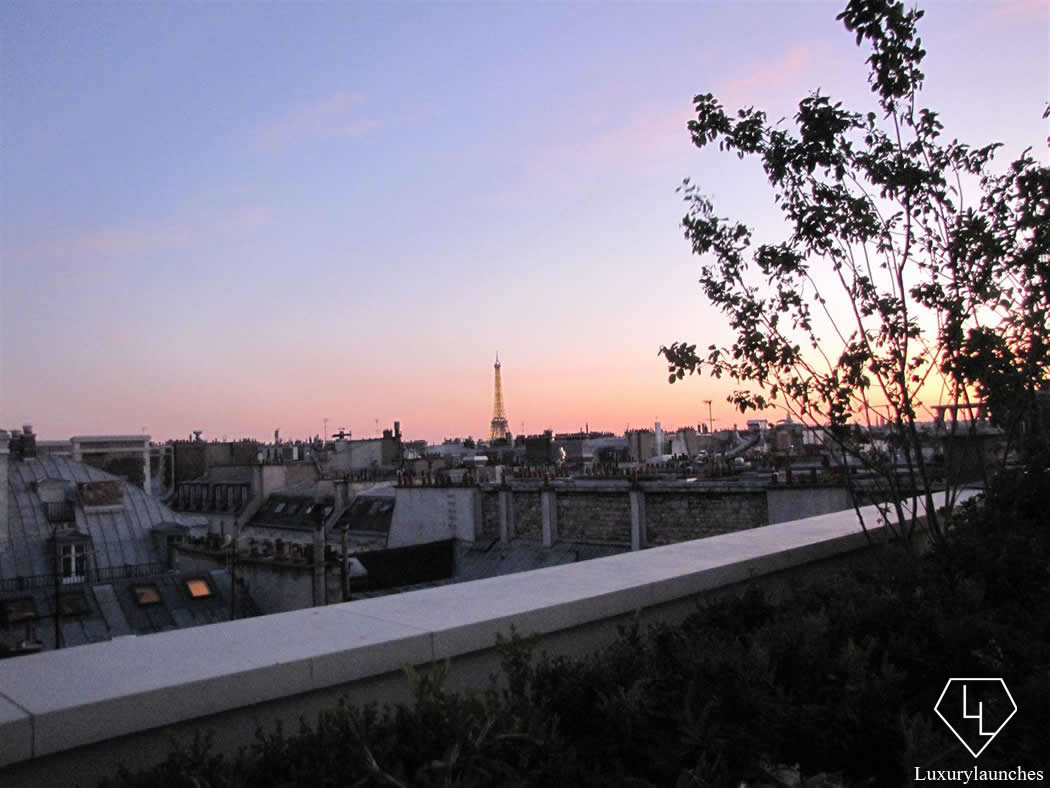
[170,436,260,489]
[326,423,403,476]
[427,438,479,467]
[171,484,450,615]
[625,429,656,461]
[170,466,254,536]
[169,451,321,537]
[670,427,701,457]
[525,432,555,465]
[773,422,802,452]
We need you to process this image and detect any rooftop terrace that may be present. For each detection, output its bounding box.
[0,491,972,786]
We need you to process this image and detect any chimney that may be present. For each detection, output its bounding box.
[251,463,264,498]
[0,430,9,548]
[394,421,401,439]
[21,424,36,458]
[9,427,29,462]
[333,477,349,512]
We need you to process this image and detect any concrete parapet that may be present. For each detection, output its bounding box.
[540,489,558,547]
[498,489,515,543]
[629,488,647,551]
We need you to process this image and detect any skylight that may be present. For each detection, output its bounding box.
[133,585,161,606]
[185,578,213,599]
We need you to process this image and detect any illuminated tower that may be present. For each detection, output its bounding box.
[489,354,509,442]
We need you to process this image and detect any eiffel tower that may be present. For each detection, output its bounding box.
[489,354,510,442]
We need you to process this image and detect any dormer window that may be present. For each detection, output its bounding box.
[78,480,124,509]
[61,544,87,584]
[45,502,76,525]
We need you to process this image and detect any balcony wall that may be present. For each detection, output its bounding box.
[0,492,972,787]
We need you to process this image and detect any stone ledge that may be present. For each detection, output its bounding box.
[0,491,972,769]
[0,696,31,765]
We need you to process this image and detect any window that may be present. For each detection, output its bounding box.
[272,502,286,514]
[59,591,91,617]
[133,584,161,605]
[284,502,300,515]
[184,578,213,599]
[61,544,87,584]
[44,500,76,524]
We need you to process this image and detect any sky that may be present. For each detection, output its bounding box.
[2,0,1047,444]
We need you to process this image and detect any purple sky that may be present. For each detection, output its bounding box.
[2,0,1047,444]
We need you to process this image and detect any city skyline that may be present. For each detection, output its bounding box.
[2,0,1047,444]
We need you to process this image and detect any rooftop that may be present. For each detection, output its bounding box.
[2,455,199,579]
[0,490,975,777]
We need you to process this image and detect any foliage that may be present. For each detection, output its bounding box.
[102,490,1048,787]
[660,0,1050,542]
[100,456,147,487]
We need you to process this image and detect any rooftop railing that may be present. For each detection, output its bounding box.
[0,562,169,594]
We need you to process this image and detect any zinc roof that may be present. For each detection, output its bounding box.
[2,455,198,581]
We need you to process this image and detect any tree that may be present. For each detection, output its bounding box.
[661,0,1049,545]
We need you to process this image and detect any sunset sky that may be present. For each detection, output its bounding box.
[2,0,1047,444]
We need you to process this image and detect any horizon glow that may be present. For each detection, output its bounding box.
[2,0,1047,445]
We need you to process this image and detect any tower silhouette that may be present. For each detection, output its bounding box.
[489,354,509,442]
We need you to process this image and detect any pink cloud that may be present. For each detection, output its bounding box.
[578,105,695,164]
[526,46,825,175]
[15,206,271,260]
[254,92,379,151]
[718,46,819,110]
[986,0,1048,20]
